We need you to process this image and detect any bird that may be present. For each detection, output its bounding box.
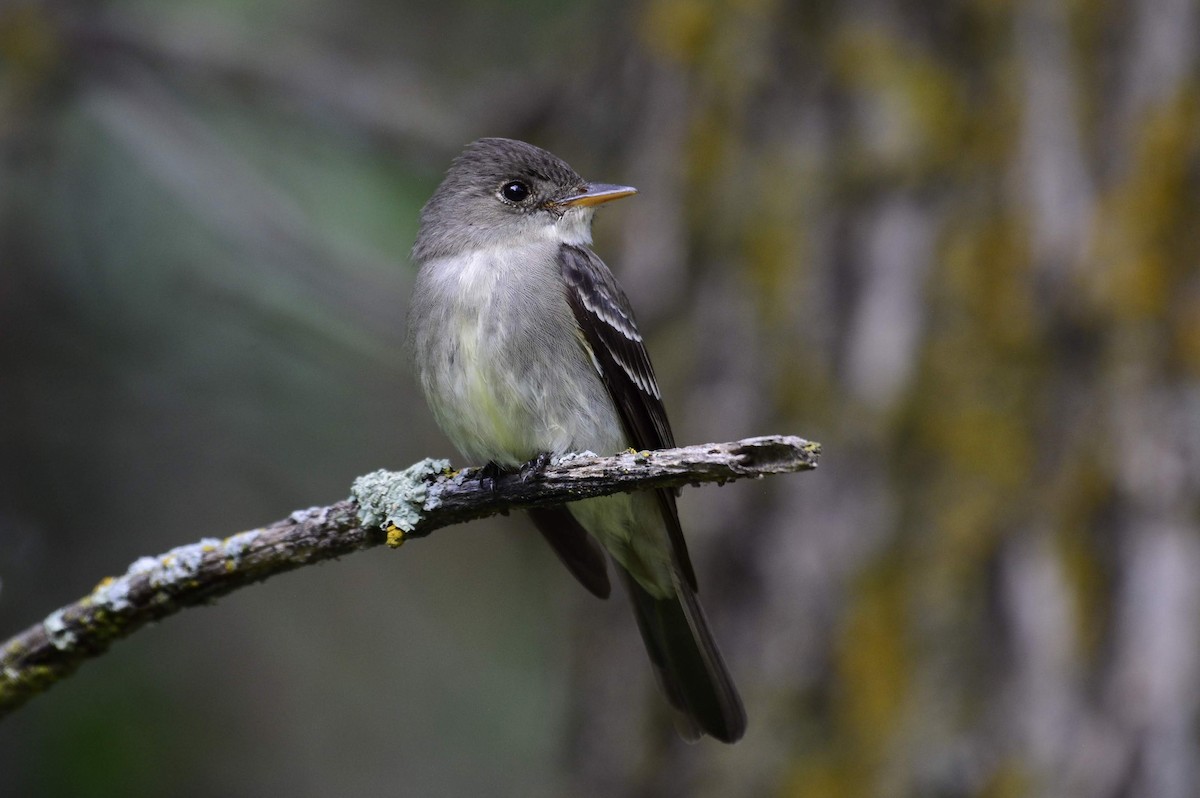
[407,137,745,743]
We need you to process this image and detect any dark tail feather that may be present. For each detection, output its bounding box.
[620,569,747,743]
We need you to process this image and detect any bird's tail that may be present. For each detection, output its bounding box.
[620,569,747,743]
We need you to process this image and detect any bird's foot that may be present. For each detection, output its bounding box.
[519,452,554,484]
[477,461,508,496]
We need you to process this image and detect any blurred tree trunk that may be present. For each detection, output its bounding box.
[543,1,1200,796]
[3,0,1198,795]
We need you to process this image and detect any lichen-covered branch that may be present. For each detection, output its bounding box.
[0,435,818,718]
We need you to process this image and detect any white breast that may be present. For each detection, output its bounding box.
[410,240,625,467]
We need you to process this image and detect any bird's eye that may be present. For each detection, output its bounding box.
[500,180,531,203]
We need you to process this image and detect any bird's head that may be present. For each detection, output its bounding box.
[413,137,636,261]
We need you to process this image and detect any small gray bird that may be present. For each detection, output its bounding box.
[408,138,746,743]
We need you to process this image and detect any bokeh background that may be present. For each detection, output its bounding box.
[3,0,1199,796]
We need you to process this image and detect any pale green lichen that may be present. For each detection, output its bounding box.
[1,662,58,702]
[221,529,261,567]
[351,458,451,533]
[126,556,160,576]
[42,609,76,651]
[91,575,133,612]
[554,450,598,462]
[422,468,467,511]
[90,535,240,614]
[149,539,220,587]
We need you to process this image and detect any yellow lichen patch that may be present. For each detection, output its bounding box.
[1172,290,1200,375]
[830,26,968,178]
[683,108,731,206]
[1047,453,1116,658]
[928,476,1008,586]
[905,205,1040,585]
[0,5,61,92]
[385,525,406,549]
[1054,524,1103,661]
[921,387,1034,489]
[742,154,808,327]
[978,759,1031,798]
[1088,91,1199,322]
[937,214,1038,352]
[93,576,116,592]
[640,0,715,64]
[834,561,909,763]
[782,753,863,798]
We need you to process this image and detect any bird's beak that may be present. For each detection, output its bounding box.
[557,183,638,208]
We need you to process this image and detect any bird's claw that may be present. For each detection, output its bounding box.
[478,461,507,496]
[519,452,553,484]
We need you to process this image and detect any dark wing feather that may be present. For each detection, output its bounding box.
[560,244,745,743]
[558,244,697,591]
[527,505,611,599]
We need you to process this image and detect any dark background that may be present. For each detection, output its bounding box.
[2,1,1199,796]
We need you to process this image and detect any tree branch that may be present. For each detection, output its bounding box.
[0,435,819,718]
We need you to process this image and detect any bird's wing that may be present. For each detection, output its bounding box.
[558,244,697,590]
[527,505,611,599]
